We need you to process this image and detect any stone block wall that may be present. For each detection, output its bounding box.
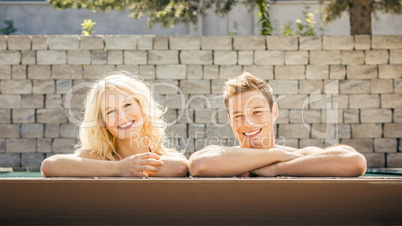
[0,35,401,169]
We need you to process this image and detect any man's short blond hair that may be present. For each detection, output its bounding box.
[223,71,274,112]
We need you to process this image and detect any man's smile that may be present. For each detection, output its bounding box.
[242,128,262,138]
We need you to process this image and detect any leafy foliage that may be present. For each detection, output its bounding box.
[280,7,317,36]
[0,20,17,35]
[257,0,273,35]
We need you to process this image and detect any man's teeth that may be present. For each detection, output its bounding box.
[120,121,134,128]
[244,129,261,136]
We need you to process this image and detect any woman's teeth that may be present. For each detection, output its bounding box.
[119,121,134,128]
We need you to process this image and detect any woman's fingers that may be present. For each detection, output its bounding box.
[142,159,164,166]
[140,165,160,172]
[137,152,160,160]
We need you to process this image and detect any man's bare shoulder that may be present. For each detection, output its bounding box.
[275,145,298,152]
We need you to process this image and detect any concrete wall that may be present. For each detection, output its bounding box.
[0,1,401,36]
[0,34,401,169]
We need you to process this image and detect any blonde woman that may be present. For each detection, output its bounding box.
[41,71,188,177]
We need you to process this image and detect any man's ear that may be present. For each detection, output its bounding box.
[272,103,279,122]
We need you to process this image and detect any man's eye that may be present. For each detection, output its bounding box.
[106,110,115,115]
[254,111,262,114]
[234,115,242,119]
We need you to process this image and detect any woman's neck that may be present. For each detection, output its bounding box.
[116,138,149,159]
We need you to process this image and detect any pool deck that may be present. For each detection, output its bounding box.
[1,176,401,225]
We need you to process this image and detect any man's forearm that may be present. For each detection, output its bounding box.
[146,155,188,177]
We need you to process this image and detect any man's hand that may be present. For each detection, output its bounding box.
[115,152,164,177]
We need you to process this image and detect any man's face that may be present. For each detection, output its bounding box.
[228,90,278,149]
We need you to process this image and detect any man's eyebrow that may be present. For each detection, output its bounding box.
[231,106,267,114]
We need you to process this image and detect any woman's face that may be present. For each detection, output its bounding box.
[100,89,145,140]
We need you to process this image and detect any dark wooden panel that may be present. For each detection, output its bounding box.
[0,178,401,225]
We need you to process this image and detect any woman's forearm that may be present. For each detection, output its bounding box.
[146,154,189,177]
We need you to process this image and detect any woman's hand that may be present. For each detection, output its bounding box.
[115,152,164,177]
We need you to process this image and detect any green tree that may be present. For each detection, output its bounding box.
[321,0,402,35]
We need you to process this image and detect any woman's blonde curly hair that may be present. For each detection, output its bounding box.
[76,71,175,160]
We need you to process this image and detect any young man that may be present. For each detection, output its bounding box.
[188,72,367,177]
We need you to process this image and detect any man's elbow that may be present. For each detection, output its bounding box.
[352,154,367,176]
[175,159,189,177]
[188,157,209,177]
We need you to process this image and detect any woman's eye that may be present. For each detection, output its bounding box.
[106,110,115,115]
[124,103,132,108]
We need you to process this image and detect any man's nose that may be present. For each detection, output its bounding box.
[243,115,255,128]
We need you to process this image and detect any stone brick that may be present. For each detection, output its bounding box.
[28,65,51,79]
[137,35,153,50]
[214,51,237,65]
[341,50,364,65]
[80,35,104,50]
[12,109,35,123]
[370,79,392,94]
[203,65,219,79]
[347,65,377,80]
[234,36,265,50]
[362,153,384,167]
[329,65,346,80]
[299,80,322,94]
[153,36,168,50]
[52,65,82,79]
[48,35,79,50]
[341,138,373,153]
[156,65,186,79]
[238,51,253,65]
[285,51,308,65]
[0,109,11,123]
[188,124,205,138]
[184,65,202,80]
[0,36,7,50]
[124,50,147,64]
[321,109,343,124]
[384,123,402,138]
[37,51,66,65]
[148,50,179,64]
[361,109,392,123]
[269,80,298,94]
[37,109,67,123]
[243,66,273,79]
[188,95,205,108]
[372,35,402,49]
[21,153,44,168]
[0,51,21,65]
[299,139,325,148]
[139,65,155,80]
[290,109,321,124]
[8,35,31,50]
[0,153,20,167]
[344,109,358,123]
[381,94,402,108]
[339,80,370,94]
[374,138,397,153]
[354,35,370,50]
[105,35,136,50]
[107,50,123,65]
[299,36,322,50]
[60,123,78,138]
[21,50,36,65]
[352,124,382,138]
[276,95,308,109]
[205,124,234,138]
[349,94,379,108]
[0,65,10,79]
[331,95,348,109]
[267,36,298,50]
[390,50,402,64]
[394,109,402,123]
[83,65,115,79]
[211,80,225,94]
[45,124,59,138]
[310,51,341,65]
[378,65,402,79]
[180,80,210,94]
[254,51,284,65]
[67,50,91,65]
[395,79,402,93]
[164,94,187,109]
[6,138,36,153]
[33,80,55,94]
[12,65,26,79]
[306,65,329,80]
[275,65,305,80]
[365,50,389,65]
[275,109,289,124]
[21,94,44,108]
[21,124,43,138]
[338,124,351,139]
[195,110,216,124]
[309,94,332,109]
[149,80,179,94]
[91,50,107,64]
[45,94,62,108]
[56,80,72,94]
[387,153,402,167]
[32,36,48,50]
[1,80,32,94]
[166,123,187,138]
[170,36,200,50]
[164,108,176,123]
[201,36,232,50]
[323,36,354,50]
[180,51,213,65]
[0,124,19,138]
[37,138,52,153]
[278,124,309,138]
[115,65,138,75]
[52,138,76,154]
[219,65,243,79]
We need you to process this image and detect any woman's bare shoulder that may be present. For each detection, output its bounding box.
[75,149,103,160]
